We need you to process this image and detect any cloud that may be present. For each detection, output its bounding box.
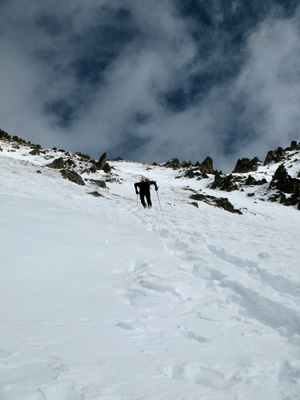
[0,0,300,171]
[232,9,300,156]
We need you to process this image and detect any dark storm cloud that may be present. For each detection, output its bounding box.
[0,0,300,170]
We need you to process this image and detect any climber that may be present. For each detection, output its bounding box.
[134,176,158,208]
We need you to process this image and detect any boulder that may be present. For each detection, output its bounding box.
[90,179,107,188]
[290,141,298,150]
[88,191,103,197]
[60,169,85,186]
[30,147,40,156]
[97,152,107,170]
[103,163,111,173]
[47,157,65,169]
[96,152,111,173]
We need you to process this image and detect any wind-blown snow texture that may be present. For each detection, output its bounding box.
[1,140,300,400]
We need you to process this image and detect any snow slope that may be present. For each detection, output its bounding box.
[1,141,300,400]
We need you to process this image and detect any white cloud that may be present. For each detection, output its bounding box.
[1,1,300,171]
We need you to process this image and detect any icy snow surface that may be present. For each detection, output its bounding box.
[1,144,300,400]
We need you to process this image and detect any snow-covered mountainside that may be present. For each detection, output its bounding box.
[1,132,300,400]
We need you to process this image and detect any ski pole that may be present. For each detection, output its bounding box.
[137,193,139,206]
[156,191,162,210]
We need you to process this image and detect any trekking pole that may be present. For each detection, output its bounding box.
[156,191,162,211]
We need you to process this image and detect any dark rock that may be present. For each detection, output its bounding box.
[36,170,42,174]
[294,180,300,197]
[76,152,91,161]
[284,180,300,206]
[215,197,243,214]
[269,195,278,202]
[88,191,103,197]
[284,196,299,206]
[233,157,260,173]
[190,193,242,214]
[269,165,300,208]
[30,147,40,155]
[89,166,97,173]
[103,163,111,173]
[96,152,111,173]
[269,165,294,193]
[191,202,199,208]
[264,147,284,165]
[280,193,286,204]
[90,179,107,188]
[0,128,11,140]
[184,169,203,179]
[97,152,107,170]
[245,175,267,186]
[164,158,181,169]
[219,174,239,192]
[47,157,65,169]
[210,171,224,189]
[65,158,76,167]
[60,169,85,186]
[181,161,193,168]
[200,156,214,174]
[290,141,297,150]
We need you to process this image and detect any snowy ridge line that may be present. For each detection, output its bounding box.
[1,136,300,212]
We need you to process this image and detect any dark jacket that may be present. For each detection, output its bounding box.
[134,180,158,194]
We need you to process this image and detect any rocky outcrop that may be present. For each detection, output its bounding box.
[269,165,295,193]
[190,193,242,214]
[60,169,85,186]
[89,179,107,188]
[47,157,65,169]
[269,164,300,208]
[244,175,267,186]
[264,147,284,165]
[29,145,41,155]
[164,158,181,169]
[210,173,240,192]
[200,156,214,174]
[96,152,111,173]
[290,141,298,151]
[233,157,260,173]
[97,152,107,169]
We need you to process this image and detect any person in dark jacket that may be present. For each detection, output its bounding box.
[134,177,158,208]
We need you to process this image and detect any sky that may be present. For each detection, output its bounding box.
[1,0,300,171]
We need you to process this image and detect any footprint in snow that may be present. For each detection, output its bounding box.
[169,362,237,389]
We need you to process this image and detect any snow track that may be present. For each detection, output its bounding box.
[1,151,300,399]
